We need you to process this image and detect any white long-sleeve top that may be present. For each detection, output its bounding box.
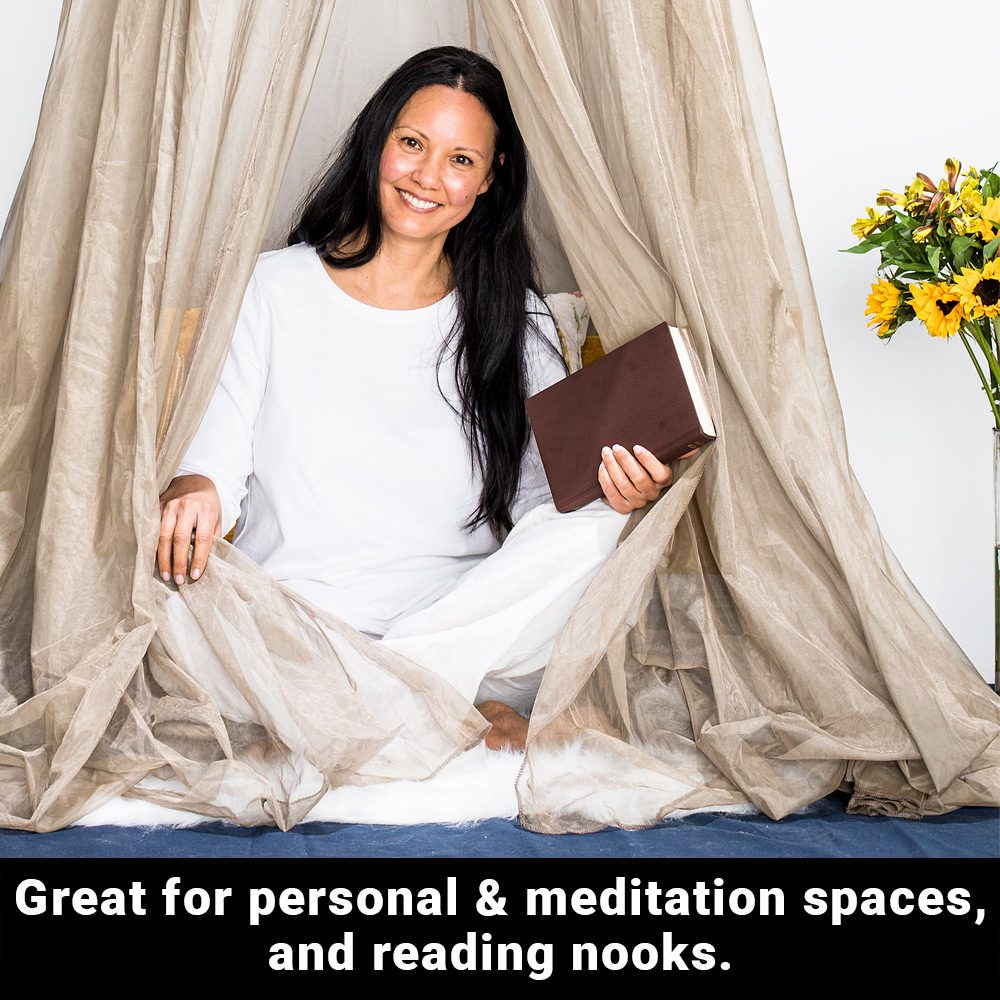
[176,242,567,636]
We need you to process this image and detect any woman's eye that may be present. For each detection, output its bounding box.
[453,155,472,166]
[401,136,420,149]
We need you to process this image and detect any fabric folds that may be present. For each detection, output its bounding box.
[480,0,999,829]
[0,0,996,832]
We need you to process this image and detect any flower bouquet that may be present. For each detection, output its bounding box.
[844,157,1000,685]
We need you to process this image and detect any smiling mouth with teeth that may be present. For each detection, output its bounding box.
[397,188,442,210]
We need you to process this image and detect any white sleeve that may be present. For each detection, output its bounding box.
[174,272,270,534]
[511,293,567,524]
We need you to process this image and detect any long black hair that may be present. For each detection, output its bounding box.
[288,46,557,540]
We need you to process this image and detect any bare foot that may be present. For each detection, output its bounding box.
[476,700,529,752]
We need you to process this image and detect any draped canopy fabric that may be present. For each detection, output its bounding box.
[0,0,997,833]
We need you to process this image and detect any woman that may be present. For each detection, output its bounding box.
[157,46,686,751]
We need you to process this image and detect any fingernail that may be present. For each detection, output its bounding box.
[191,568,200,580]
[634,444,646,453]
[174,574,184,586]
[161,572,170,582]
[612,443,625,453]
[602,446,612,458]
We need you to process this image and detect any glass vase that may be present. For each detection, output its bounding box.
[995,426,999,690]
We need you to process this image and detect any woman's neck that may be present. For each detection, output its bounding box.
[323,231,452,310]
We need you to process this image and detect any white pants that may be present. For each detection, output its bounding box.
[379,500,628,715]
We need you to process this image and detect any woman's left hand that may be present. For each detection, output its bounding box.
[598,443,700,514]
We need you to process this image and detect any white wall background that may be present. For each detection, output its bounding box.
[751,0,995,683]
[1,1,994,681]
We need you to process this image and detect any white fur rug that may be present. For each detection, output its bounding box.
[77,745,523,828]
[75,743,760,829]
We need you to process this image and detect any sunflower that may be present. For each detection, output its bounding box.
[908,281,966,338]
[953,259,1000,320]
[851,206,893,240]
[865,279,901,338]
[982,197,1000,228]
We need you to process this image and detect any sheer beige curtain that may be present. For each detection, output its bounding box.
[0,0,997,833]
[0,0,479,831]
[0,0,362,829]
[482,0,999,830]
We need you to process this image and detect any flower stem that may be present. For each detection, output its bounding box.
[965,318,1000,404]
[990,317,998,396]
[959,325,1000,428]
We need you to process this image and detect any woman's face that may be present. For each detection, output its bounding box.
[379,84,501,245]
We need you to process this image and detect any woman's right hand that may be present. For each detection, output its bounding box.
[157,474,223,585]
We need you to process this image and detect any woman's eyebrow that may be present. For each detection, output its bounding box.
[396,123,483,158]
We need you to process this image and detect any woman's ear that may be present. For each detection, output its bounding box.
[478,151,505,195]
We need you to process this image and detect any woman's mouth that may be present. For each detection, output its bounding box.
[397,188,442,212]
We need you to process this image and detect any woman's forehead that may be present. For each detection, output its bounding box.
[394,85,496,154]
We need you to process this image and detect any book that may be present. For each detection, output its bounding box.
[524,322,716,513]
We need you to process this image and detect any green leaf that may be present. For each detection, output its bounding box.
[895,240,933,265]
[864,226,899,246]
[880,246,910,270]
[840,242,877,254]
[981,168,1000,200]
[951,234,978,271]
[895,264,936,277]
[985,236,1000,262]
[927,245,942,273]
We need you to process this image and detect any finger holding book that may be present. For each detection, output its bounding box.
[597,443,699,513]
[601,443,665,511]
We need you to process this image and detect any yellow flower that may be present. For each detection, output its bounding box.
[945,157,962,192]
[938,192,960,214]
[947,215,965,235]
[960,179,984,216]
[953,259,1000,320]
[959,213,997,240]
[903,177,933,214]
[851,206,893,239]
[982,196,1000,228]
[967,215,998,242]
[865,279,901,337]
[875,188,904,207]
[908,281,966,338]
[912,225,935,243]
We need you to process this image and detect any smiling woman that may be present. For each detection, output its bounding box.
[383,87,501,239]
[157,47,678,752]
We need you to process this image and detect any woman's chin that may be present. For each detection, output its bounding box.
[382,216,449,243]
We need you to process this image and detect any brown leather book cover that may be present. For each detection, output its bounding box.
[525,322,716,513]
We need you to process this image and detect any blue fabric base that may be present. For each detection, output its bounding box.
[1,793,996,858]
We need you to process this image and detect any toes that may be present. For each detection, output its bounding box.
[475,700,529,752]
[484,730,506,752]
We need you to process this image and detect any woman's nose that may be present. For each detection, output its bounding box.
[410,154,442,193]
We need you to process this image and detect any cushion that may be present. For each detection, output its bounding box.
[543,291,590,373]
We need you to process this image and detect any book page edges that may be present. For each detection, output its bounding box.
[669,324,716,437]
